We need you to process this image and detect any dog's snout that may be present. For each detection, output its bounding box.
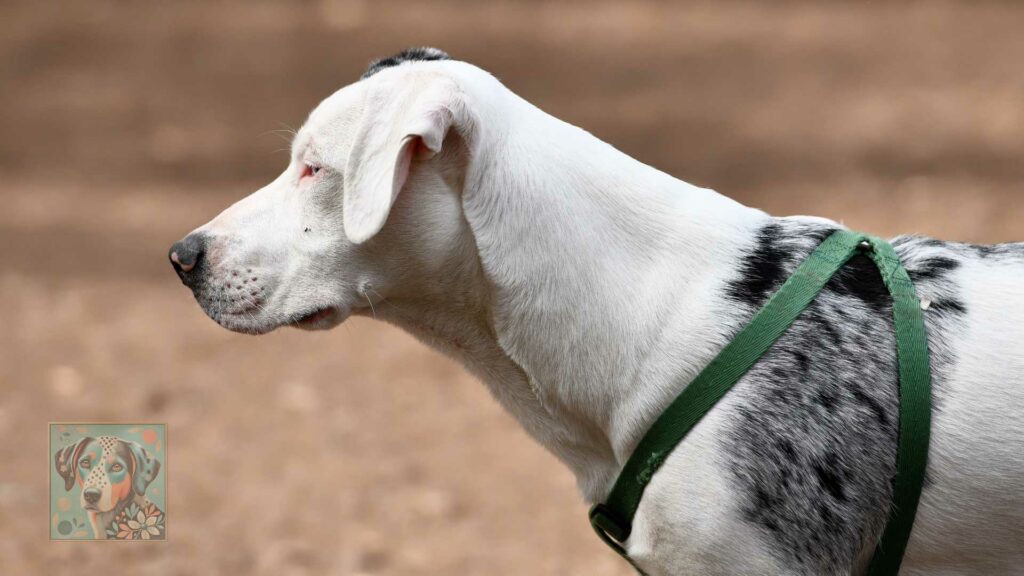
[82,488,101,505]
[169,232,209,287]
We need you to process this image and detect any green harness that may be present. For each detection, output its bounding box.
[589,229,932,576]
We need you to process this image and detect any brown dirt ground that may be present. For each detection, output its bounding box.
[1,1,1022,575]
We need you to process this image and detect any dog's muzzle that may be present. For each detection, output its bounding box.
[82,487,101,506]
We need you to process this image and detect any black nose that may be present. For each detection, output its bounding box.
[169,232,209,288]
[83,488,101,504]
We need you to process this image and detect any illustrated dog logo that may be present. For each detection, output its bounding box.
[50,424,166,540]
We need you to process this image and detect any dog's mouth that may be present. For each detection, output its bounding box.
[291,306,344,330]
[203,302,348,335]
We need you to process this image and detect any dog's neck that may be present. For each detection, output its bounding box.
[373,77,770,501]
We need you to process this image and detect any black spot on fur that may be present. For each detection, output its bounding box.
[361,47,451,79]
[778,439,797,460]
[815,389,839,411]
[814,453,848,502]
[976,244,997,258]
[907,257,960,283]
[966,243,1019,260]
[793,350,811,373]
[807,310,846,347]
[851,387,890,427]
[930,298,967,315]
[827,253,890,312]
[727,223,788,305]
[963,241,1024,263]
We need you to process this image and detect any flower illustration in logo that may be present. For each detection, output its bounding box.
[106,502,165,540]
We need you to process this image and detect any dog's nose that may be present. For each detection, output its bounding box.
[169,232,209,288]
[82,488,101,505]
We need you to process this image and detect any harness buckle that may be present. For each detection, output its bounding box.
[589,503,630,545]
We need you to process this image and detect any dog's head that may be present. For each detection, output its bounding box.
[169,47,488,334]
[54,436,161,513]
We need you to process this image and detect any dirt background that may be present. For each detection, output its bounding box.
[1,1,1022,574]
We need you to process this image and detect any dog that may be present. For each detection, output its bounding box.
[54,436,163,539]
[169,48,1024,575]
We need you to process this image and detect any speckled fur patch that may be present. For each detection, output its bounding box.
[716,217,995,574]
[361,47,451,80]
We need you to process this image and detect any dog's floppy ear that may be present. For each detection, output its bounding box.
[54,437,92,492]
[343,77,460,244]
[127,441,161,496]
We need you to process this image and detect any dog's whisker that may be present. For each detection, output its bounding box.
[367,288,410,316]
[362,289,377,319]
[276,121,297,134]
[256,128,299,144]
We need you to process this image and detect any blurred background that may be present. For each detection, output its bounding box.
[1,1,1022,574]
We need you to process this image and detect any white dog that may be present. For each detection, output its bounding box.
[170,48,1024,575]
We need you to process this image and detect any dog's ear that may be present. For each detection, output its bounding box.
[343,76,460,244]
[127,441,161,496]
[54,437,92,492]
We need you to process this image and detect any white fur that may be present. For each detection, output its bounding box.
[183,60,1024,575]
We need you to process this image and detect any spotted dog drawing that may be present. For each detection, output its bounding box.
[50,424,166,540]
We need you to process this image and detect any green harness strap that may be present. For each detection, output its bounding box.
[589,229,932,576]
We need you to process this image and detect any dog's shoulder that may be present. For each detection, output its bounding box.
[717,217,972,573]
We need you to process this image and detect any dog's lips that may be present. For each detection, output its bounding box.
[293,306,342,329]
[207,304,347,334]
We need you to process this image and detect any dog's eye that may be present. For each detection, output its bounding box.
[300,163,322,180]
[110,463,123,472]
